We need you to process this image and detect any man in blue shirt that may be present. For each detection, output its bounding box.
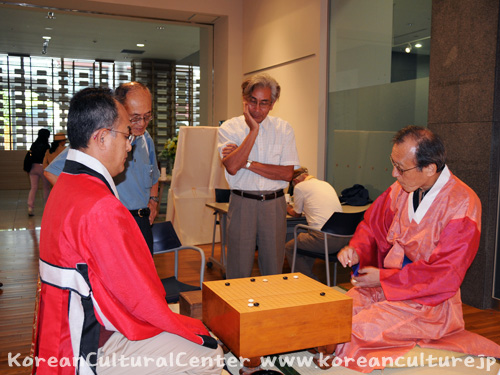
[44,82,160,254]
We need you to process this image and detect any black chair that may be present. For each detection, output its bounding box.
[291,210,366,287]
[152,221,205,303]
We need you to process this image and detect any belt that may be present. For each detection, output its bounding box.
[231,189,284,201]
[129,207,150,218]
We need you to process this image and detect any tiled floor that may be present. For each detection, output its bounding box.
[0,190,44,231]
[0,190,42,375]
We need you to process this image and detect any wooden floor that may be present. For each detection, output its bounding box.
[1,190,500,374]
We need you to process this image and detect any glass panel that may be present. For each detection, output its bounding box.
[327,0,432,199]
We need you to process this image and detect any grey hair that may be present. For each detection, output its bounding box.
[241,73,281,102]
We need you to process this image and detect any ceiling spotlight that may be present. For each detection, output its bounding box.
[46,11,56,20]
[405,43,412,53]
[415,43,422,48]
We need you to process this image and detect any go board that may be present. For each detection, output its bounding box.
[202,273,352,360]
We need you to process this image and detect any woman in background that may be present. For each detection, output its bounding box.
[27,128,51,216]
[43,132,67,169]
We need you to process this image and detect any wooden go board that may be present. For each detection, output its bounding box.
[202,273,352,359]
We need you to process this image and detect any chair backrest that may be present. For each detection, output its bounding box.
[320,210,366,236]
[215,188,231,203]
[151,221,182,253]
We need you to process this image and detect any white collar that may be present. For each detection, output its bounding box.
[408,165,450,224]
[67,148,120,199]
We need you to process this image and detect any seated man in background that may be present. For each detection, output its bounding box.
[44,82,160,255]
[284,167,344,279]
[36,87,223,375]
[322,125,500,371]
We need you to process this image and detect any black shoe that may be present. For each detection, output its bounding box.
[0,282,3,288]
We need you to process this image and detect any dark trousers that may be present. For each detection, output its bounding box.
[133,215,154,257]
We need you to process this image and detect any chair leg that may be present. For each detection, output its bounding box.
[333,262,337,287]
[324,233,330,287]
[211,214,218,258]
[175,246,206,289]
[220,213,226,267]
[174,249,179,279]
[291,226,299,272]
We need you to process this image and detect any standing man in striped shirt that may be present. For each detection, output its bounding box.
[218,74,300,279]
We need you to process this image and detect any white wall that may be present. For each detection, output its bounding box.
[242,0,328,178]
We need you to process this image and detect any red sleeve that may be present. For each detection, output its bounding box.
[83,195,207,344]
[349,186,395,268]
[380,216,481,306]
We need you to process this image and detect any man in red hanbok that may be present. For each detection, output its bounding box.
[314,126,500,372]
[35,88,224,375]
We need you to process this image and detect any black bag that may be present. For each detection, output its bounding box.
[23,150,33,173]
[339,184,372,206]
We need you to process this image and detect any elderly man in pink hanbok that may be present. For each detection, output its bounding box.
[312,126,500,372]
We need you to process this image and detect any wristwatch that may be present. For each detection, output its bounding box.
[149,196,159,203]
[245,160,253,169]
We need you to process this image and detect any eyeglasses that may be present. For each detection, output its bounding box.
[390,155,418,175]
[248,97,272,109]
[130,113,153,125]
[108,126,136,143]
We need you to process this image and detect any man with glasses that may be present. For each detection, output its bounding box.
[218,73,300,279]
[311,125,500,371]
[44,82,160,254]
[36,87,223,375]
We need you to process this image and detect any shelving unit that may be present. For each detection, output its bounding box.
[131,60,201,153]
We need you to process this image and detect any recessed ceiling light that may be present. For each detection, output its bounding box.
[137,43,145,47]
[156,26,165,30]
[42,36,52,40]
[45,27,53,31]
[415,43,422,48]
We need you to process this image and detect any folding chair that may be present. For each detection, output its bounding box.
[152,221,205,303]
[291,210,366,286]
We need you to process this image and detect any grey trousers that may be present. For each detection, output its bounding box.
[226,191,287,279]
[285,230,350,280]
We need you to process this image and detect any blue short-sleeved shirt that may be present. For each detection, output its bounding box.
[45,131,160,210]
